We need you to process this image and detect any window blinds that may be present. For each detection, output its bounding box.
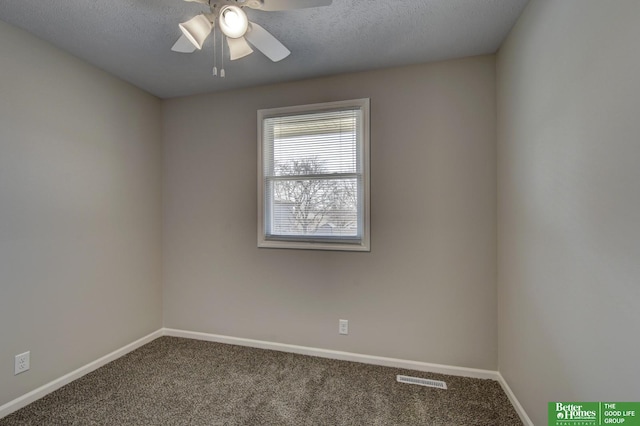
[263,108,363,241]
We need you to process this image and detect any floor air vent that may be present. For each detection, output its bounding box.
[396,375,447,389]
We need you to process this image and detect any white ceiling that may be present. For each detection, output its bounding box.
[0,0,529,99]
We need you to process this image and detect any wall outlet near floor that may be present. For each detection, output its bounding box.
[15,351,30,375]
[339,319,349,335]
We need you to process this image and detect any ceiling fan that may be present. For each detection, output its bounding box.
[171,0,333,71]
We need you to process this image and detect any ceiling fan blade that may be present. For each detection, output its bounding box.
[248,0,332,11]
[171,34,197,53]
[183,0,208,4]
[245,22,290,62]
[227,37,254,61]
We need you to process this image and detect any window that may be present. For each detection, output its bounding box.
[258,98,370,251]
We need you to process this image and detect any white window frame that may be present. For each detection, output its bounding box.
[257,98,370,251]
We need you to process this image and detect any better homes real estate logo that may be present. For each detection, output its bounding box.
[549,402,640,426]
[551,403,598,425]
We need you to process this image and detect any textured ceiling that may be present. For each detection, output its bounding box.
[0,0,529,99]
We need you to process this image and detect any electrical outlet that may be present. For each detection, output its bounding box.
[339,319,349,335]
[14,351,30,375]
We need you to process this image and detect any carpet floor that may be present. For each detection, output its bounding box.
[1,337,522,425]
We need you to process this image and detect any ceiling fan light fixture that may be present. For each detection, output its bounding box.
[179,14,213,50]
[219,5,249,39]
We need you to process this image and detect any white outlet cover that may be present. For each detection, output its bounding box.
[14,351,30,375]
[339,319,349,335]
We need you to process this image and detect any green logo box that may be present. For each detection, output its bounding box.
[549,402,640,426]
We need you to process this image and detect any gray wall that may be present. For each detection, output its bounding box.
[163,56,498,370]
[0,21,163,407]
[497,1,640,424]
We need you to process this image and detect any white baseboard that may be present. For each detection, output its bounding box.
[497,372,534,426]
[0,329,163,420]
[163,328,498,380]
[1,327,532,426]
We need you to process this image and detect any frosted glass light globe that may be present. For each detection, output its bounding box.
[219,5,249,39]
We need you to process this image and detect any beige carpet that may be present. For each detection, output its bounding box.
[1,337,522,425]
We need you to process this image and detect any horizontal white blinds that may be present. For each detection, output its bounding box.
[263,108,363,240]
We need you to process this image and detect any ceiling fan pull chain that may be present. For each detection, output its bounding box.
[212,27,218,76]
[220,28,226,78]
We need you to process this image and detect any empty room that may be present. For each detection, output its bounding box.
[1,0,638,425]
